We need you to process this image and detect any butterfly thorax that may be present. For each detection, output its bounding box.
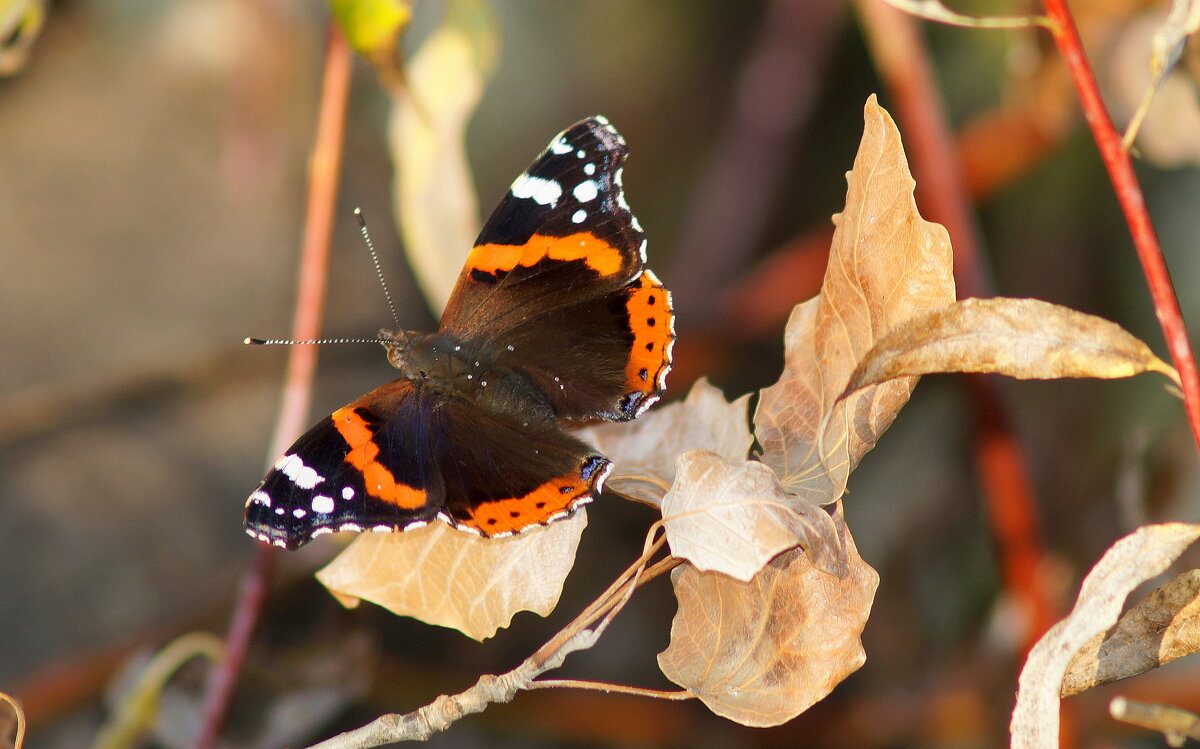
[380,329,555,423]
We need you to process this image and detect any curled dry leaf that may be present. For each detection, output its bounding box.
[840,297,1179,399]
[755,96,955,506]
[315,513,587,641]
[657,514,877,727]
[1062,569,1200,697]
[1011,523,1200,749]
[390,0,497,311]
[586,378,753,507]
[661,450,839,581]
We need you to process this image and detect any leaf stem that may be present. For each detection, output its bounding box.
[191,23,353,749]
[526,680,694,700]
[1040,0,1200,453]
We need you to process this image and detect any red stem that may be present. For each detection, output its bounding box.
[191,24,352,749]
[1041,0,1200,452]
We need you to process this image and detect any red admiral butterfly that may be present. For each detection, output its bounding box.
[246,116,675,549]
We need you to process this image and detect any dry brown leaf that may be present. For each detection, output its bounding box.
[390,2,496,311]
[755,96,955,506]
[661,451,840,581]
[1062,569,1200,697]
[586,378,753,507]
[315,513,587,641]
[657,514,878,727]
[840,297,1179,398]
[1011,523,1200,749]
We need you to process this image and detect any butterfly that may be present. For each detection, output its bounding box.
[245,116,675,549]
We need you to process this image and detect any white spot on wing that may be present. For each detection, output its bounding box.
[293,508,307,518]
[247,490,271,508]
[584,163,596,175]
[311,495,335,514]
[342,486,355,500]
[573,180,598,202]
[511,173,562,207]
[550,137,572,155]
[571,209,587,224]
[276,454,324,489]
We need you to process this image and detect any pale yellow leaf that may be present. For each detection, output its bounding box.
[755,96,955,505]
[389,1,496,311]
[661,451,839,581]
[1062,569,1200,697]
[658,515,878,727]
[1011,523,1200,748]
[840,297,1179,398]
[586,378,753,507]
[315,512,586,641]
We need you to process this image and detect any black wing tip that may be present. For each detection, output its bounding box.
[562,115,625,150]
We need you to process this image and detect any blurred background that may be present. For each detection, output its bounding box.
[3,0,1200,746]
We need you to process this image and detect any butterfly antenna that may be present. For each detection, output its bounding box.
[244,337,385,346]
[355,208,403,329]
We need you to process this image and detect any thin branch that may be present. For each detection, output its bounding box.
[303,528,680,748]
[527,680,694,700]
[191,23,353,749]
[669,0,847,327]
[1110,698,1200,745]
[1041,0,1200,454]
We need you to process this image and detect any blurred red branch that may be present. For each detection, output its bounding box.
[1040,0,1200,454]
[856,0,1057,660]
[191,23,353,749]
[669,0,845,327]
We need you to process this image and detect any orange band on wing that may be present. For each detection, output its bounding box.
[623,270,674,394]
[458,475,590,535]
[332,406,427,510]
[468,233,624,278]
